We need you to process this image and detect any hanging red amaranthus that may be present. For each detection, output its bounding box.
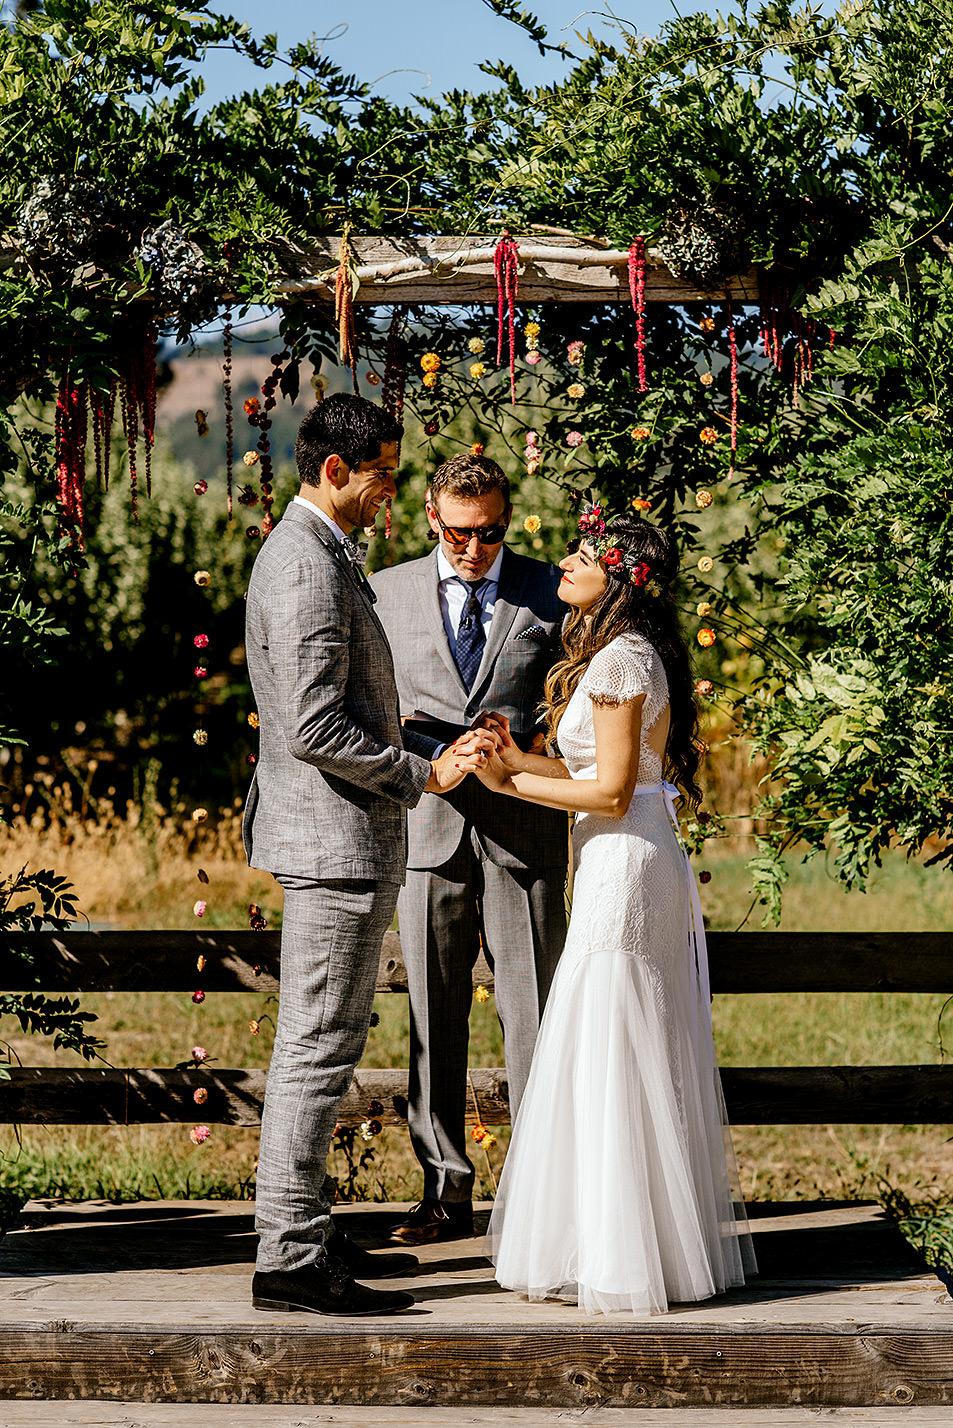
[628,239,648,392]
[725,297,738,472]
[335,229,359,394]
[494,230,519,403]
[55,376,87,547]
[759,271,832,406]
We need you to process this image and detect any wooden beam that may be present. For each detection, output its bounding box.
[2,1064,951,1127]
[2,1322,952,1408]
[274,235,760,306]
[4,929,951,994]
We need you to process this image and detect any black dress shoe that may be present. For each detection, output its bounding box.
[326,1225,418,1279]
[252,1253,414,1316]
[389,1198,474,1246]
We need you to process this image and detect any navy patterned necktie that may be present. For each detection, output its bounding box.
[454,579,488,689]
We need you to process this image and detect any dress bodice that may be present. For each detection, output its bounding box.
[556,632,669,786]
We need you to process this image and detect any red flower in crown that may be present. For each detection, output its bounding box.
[603,547,623,567]
[631,562,652,588]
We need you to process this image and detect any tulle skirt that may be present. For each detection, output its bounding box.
[486,787,755,1315]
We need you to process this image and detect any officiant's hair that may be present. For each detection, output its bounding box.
[544,515,702,807]
[429,453,511,509]
[295,394,403,486]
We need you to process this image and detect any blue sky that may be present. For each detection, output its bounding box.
[194,1,723,107]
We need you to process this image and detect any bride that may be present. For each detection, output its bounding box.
[477,506,756,1315]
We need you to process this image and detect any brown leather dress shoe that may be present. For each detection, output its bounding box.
[389,1198,474,1246]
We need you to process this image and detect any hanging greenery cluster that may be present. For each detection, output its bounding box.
[2,0,953,915]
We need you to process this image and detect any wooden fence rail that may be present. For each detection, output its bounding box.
[2,930,952,1129]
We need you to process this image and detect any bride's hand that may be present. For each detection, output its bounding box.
[474,712,523,772]
[475,749,512,793]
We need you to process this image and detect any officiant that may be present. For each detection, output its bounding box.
[370,452,568,1245]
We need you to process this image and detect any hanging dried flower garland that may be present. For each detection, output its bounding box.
[335,227,360,395]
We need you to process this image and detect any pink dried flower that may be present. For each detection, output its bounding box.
[190,1125,211,1145]
[193,633,209,649]
[525,351,542,366]
[566,431,584,448]
[193,899,207,917]
[192,989,205,1004]
[191,1046,207,1063]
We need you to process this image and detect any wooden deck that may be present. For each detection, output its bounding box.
[1,1198,950,1410]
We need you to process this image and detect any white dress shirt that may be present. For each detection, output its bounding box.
[437,546,504,660]
[293,494,348,543]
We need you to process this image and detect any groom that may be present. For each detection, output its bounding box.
[243,395,494,1316]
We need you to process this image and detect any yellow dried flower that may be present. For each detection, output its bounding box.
[191,807,208,823]
[247,712,260,729]
[697,556,714,573]
[470,362,486,379]
[474,984,490,1003]
[696,601,712,617]
[193,570,211,587]
[696,490,714,509]
[523,515,541,535]
[631,497,652,512]
[567,383,585,399]
[422,371,438,389]
[524,321,541,339]
[192,729,208,746]
[420,352,441,373]
[468,337,485,355]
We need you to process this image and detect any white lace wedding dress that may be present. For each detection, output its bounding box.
[487,632,756,1314]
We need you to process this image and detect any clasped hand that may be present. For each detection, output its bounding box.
[427,724,501,793]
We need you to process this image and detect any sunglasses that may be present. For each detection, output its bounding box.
[432,512,509,547]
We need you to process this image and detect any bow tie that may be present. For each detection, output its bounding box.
[340,535,368,567]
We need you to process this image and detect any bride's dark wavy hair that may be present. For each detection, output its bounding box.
[543,514,702,807]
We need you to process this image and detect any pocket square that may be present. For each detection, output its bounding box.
[515,624,549,642]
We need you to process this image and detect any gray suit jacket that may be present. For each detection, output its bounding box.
[370,546,569,872]
[242,501,436,882]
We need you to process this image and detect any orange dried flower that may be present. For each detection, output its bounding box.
[697,628,716,648]
[631,425,651,440]
[699,427,718,446]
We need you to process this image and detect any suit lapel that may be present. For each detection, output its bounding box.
[420,549,469,694]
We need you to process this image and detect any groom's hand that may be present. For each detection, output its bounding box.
[425,727,500,794]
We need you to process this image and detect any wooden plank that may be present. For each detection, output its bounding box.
[3,930,952,994]
[0,1065,507,1127]
[2,1064,952,1127]
[273,235,760,306]
[0,1323,951,1407]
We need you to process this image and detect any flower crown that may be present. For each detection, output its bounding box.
[577,501,659,593]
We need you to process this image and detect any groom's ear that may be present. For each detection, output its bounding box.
[321,453,348,487]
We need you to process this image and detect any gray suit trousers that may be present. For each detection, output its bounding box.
[255,875,400,1273]
[397,834,567,1203]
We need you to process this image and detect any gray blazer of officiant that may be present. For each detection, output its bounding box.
[370,544,567,871]
[242,500,437,883]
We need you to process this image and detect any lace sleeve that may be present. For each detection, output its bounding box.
[580,639,653,707]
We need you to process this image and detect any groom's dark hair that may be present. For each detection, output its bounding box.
[296,394,403,486]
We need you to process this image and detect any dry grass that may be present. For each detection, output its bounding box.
[1,784,951,1207]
